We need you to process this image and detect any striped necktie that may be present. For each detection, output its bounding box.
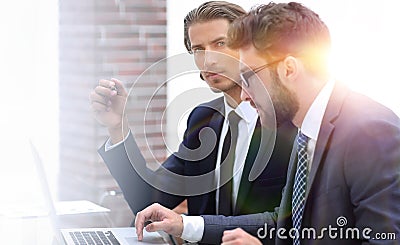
[292,131,309,245]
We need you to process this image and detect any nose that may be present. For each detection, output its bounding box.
[203,50,218,70]
[241,87,251,102]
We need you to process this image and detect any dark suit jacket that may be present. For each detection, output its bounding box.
[201,84,400,244]
[98,96,296,217]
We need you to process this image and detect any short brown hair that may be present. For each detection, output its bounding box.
[228,2,331,76]
[184,1,246,53]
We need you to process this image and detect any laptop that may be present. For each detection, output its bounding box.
[29,141,172,245]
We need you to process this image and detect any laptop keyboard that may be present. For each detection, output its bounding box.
[69,231,120,245]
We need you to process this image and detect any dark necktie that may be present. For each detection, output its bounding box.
[292,131,309,245]
[218,111,241,216]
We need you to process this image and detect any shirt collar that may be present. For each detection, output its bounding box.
[223,97,258,124]
[301,79,335,141]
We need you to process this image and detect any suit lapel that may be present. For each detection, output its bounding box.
[208,105,225,170]
[198,101,225,213]
[305,83,349,198]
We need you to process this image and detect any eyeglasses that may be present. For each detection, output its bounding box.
[239,58,284,87]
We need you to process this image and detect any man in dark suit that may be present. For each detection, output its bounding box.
[90,1,296,243]
[135,2,400,244]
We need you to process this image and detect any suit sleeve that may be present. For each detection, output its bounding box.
[97,107,205,215]
[200,208,279,244]
[344,115,400,243]
[98,132,186,214]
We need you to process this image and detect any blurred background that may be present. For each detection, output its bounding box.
[0,0,399,243]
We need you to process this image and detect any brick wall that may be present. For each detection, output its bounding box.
[59,0,167,226]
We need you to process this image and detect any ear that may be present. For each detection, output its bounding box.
[277,56,299,84]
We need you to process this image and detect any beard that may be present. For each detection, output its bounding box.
[204,74,239,94]
[269,69,299,127]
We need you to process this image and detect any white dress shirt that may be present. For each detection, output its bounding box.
[300,79,335,172]
[215,99,258,213]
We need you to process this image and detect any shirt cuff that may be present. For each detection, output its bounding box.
[180,214,204,243]
[104,129,131,152]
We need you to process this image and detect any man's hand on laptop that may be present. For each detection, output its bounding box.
[135,203,183,241]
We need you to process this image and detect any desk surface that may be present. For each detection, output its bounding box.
[0,212,134,245]
[1,215,56,244]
